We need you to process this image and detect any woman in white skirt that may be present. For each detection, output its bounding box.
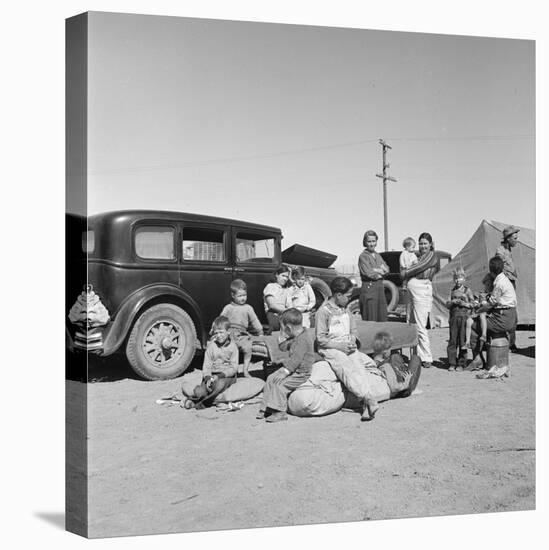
[401,233,438,368]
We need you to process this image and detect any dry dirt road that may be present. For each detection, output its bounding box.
[72,327,535,538]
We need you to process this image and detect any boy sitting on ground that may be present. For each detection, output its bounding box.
[257,308,315,423]
[184,316,238,410]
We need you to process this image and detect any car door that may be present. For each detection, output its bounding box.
[230,227,281,324]
[179,222,233,336]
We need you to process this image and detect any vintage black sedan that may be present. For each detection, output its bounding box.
[66,210,338,380]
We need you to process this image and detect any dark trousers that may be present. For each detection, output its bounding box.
[266,311,280,335]
[470,308,517,360]
[191,375,236,408]
[263,371,309,412]
[359,280,388,322]
[447,311,469,366]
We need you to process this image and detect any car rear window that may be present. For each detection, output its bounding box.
[135,226,175,260]
[183,227,226,262]
[236,232,275,263]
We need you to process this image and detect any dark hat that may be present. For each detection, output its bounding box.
[502,225,520,240]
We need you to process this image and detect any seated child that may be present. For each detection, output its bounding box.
[315,276,379,421]
[184,316,238,409]
[220,279,263,377]
[257,308,315,423]
[445,268,475,371]
[285,267,316,328]
[465,275,492,350]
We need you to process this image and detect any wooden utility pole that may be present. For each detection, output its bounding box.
[375,139,397,251]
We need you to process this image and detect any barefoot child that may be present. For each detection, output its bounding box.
[315,276,379,421]
[257,308,315,423]
[446,268,475,371]
[285,267,316,328]
[220,279,263,377]
[184,316,238,409]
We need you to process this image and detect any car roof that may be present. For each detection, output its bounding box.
[87,210,280,233]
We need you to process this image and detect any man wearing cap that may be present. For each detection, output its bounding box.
[496,225,519,351]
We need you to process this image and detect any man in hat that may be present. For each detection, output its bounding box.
[496,225,520,351]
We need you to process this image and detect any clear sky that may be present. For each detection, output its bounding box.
[87,12,535,266]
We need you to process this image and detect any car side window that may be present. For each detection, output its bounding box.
[82,230,95,254]
[236,232,275,263]
[182,227,226,262]
[135,226,175,260]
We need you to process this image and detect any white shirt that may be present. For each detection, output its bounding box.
[399,250,418,270]
[489,273,517,308]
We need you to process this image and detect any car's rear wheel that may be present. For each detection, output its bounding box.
[126,304,197,380]
[383,280,399,311]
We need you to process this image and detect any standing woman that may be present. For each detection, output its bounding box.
[358,230,389,322]
[401,232,438,368]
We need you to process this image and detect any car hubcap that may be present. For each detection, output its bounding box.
[143,319,185,368]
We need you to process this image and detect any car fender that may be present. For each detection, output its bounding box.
[102,284,203,355]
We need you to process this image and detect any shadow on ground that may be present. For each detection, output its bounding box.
[34,512,65,530]
[512,346,535,359]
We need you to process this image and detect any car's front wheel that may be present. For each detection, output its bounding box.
[126,304,197,380]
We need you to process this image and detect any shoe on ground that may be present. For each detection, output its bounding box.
[510,345,519,353]
[422,361,432,368]
[256,409,266,419]
[455,365,464,372]
[361,398,379,421]
[448,365,456,372]
[265,411,288,423]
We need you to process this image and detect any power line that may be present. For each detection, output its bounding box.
[88,133,534,175]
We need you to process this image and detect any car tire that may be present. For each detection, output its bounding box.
[126,304,197,380]
[383,280,399,311]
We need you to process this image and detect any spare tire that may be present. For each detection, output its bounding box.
[383,280,399,311]
[308,278,331,328]
[309,277,331,310]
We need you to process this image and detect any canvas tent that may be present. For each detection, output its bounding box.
[431,220,535,327]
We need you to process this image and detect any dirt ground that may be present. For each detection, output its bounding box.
[74,327,535,538]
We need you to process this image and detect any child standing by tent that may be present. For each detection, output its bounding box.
[446,268,475,371]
